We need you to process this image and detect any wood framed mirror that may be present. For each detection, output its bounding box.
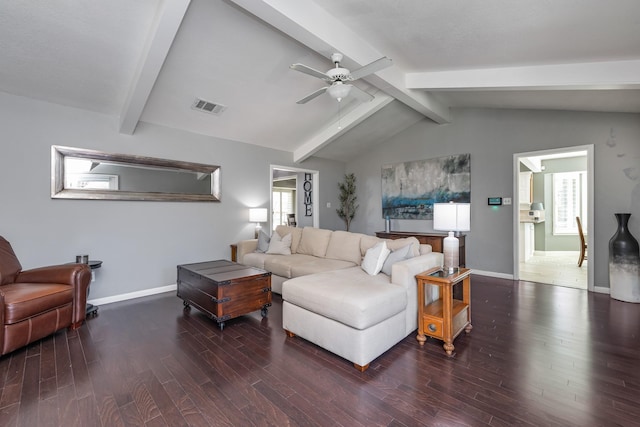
[51,145,221,202]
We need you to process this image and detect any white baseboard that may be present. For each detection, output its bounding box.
[86,280,611,306]
[469,269,514,280]
[472,269,611,294]
[88,284,177,306]
[532,250,579,256]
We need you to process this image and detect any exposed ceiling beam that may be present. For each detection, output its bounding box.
[406,60,640,91]
[294,94,394,163]
[119,0,191,135]
[227,0,451,124]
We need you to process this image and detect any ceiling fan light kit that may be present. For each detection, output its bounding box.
[327,82,352,102]
[290,53,392,104]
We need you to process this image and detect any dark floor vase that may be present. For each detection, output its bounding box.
[609,213,640,303]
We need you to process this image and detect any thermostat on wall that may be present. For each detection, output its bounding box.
[488,197,503,206]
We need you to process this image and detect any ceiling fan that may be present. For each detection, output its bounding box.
[290,53,392,104]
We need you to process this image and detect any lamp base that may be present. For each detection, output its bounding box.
[254,224,262,239]
[443,231,460,272]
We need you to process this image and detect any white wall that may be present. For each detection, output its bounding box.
[347,108,640,287]
[0,92,345,300]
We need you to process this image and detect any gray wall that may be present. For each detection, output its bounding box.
[0,92,345,300]
[347,108,640,288]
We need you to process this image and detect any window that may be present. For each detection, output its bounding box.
[272,189,295,230]
[553,171,587,235]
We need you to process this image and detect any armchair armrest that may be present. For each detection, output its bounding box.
[15,264,92,326]
[391,252,444,336]
[16,264,91,286]
[235,239,258,263]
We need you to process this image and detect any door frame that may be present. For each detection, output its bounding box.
[270,165,319,229]
[512,145,594,291]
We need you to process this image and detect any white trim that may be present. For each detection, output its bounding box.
[513,145,594,292]
[88,284,176,306]
[270,165,320,228]
[470,269,514,280]
[86,275,609,306]
[532,250,579,256]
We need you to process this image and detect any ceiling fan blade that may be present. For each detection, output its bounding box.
[350,85,375,102]
[296,87,328,104]
[290,63,329,80]
[349,57,392,80]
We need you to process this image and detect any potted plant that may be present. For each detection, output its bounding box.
[336,173,359,231]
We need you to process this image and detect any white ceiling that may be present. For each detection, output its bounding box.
[2,0,639,163]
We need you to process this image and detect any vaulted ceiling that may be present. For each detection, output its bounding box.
[2,0,639,163]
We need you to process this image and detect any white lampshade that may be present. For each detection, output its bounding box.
[249,208,268,223]
[433,203,471,232]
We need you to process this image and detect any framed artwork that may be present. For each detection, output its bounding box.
[382,153,470,219]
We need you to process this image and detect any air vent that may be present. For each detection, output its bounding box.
[192,98,226,115]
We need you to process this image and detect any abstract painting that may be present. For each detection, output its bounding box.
[382,154,470,219]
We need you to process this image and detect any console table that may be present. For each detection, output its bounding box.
[376,231,466,267]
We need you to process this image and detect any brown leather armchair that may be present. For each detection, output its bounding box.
[0,236,91,356]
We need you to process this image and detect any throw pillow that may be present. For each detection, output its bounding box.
[361,241,390,275]
[381,244,415,276]
[266,232,292,255]
[255,230,271,253]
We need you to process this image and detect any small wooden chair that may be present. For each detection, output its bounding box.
[576,216,587,267]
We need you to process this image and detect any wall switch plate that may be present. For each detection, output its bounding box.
[503,197,512,205]
[326,202,331,208]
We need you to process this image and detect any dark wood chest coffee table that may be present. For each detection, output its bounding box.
[177,260,271,330]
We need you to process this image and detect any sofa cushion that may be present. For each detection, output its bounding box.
[360,235,382,257]
[361,241,390,275]
[275,225,302,253]
[255,230,270,253]
[266,232,292,255]
[386,237,421,257]
[381,244,414,276]
[296,227,333,258]
[419,244,433,255]
[282,267,407,330]
[264,254,318,278]
[1,283,73,324]
[325,231,364,265]
[291,258,356,277]
[242,252,268,269]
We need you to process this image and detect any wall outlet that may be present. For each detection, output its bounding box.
[503,197,512,205]
[326,202,331,208]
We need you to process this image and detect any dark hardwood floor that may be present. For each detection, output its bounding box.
[1,275,639,426]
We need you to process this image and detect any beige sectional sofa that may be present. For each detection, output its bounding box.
[236,225,443,371]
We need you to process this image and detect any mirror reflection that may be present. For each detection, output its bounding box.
[52,146,220,201]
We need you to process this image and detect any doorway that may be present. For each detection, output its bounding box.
[270,165,319,230]
[513,145,594,291]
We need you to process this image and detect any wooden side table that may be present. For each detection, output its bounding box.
[230,244,237,262]
[416,267,472,356]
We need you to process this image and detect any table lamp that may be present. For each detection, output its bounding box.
[433,202,471,273]
[249,208,268,238]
